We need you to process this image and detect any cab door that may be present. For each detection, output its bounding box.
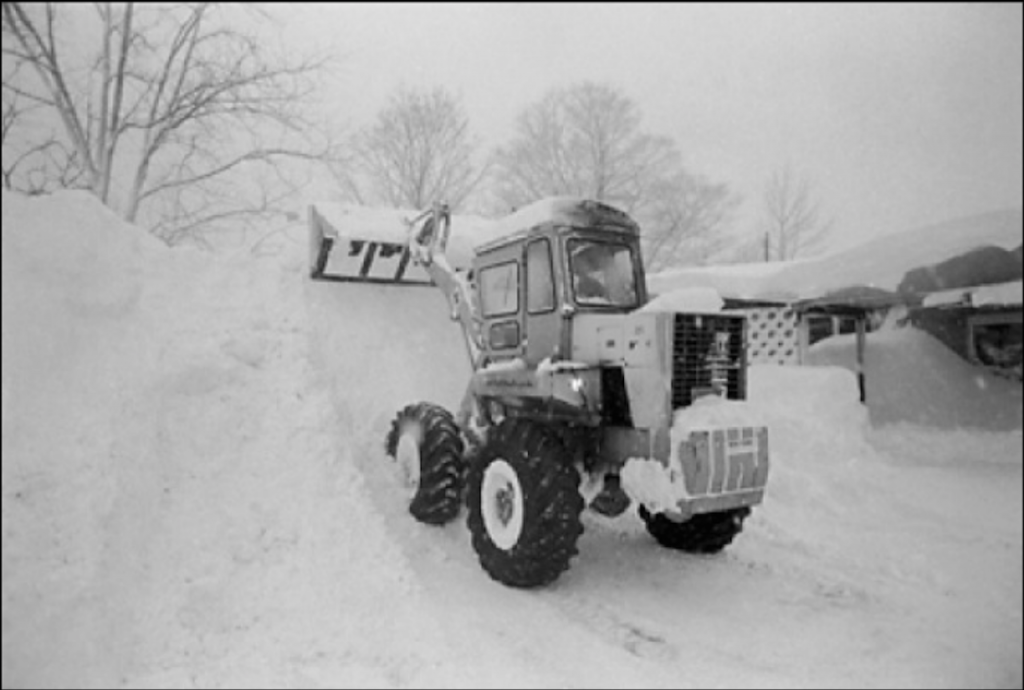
[477,254,525,362]
[523,237,563,367]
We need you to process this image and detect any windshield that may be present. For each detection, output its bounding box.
[569,239,638,307]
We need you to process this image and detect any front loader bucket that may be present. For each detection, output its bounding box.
[308,204,433,286]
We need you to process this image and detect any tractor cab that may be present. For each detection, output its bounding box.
[471,199,647,369]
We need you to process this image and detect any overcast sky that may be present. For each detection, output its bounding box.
[274,2,1023,252]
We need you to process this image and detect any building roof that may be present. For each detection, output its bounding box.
[921,279,1023,309]
[649,208,1023,310]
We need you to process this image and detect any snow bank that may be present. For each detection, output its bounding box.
[669,395,767,445]
[2,191,179,618]
[747,364,877,467]
[1,190,460,688]
[806,322,1023,432]
[1,189,166,315]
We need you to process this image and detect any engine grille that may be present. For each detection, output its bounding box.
[671,313,747,409]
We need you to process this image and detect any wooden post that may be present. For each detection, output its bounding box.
[855,314,867,403]
[796,310,809,364]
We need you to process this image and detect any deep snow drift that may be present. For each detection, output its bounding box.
[2,190,1021,689]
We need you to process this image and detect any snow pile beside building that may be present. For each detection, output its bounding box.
[806,321,1023,431]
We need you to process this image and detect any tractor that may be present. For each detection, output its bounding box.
[310,197,769,588]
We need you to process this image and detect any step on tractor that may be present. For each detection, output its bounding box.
[310,198,770,588]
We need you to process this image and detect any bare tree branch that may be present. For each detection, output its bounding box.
[760,164,834,261]
[641,171,741,271]
[488,81,681,215]
[2,2,334,245]
[335,86,484,211]
[3,2,99,186]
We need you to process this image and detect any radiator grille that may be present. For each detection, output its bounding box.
[671,313,747,408]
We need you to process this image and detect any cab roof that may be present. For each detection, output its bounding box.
[474,197,640,255]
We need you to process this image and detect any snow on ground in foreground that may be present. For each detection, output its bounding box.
[2,190,1022,689]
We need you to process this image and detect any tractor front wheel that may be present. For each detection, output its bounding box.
[466,421,584,588]
[384,402,465,525]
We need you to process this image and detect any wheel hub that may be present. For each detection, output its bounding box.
[481,459,524,551]
[495,484,516,525]
[394,429,421,496]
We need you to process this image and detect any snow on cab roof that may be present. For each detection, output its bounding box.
[475,197,639,254]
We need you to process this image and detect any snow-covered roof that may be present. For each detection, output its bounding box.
[649,208,1023,307]
[647,260,797,303]
[921,279,1024,309]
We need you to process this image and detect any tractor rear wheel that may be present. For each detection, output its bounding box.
[638,505,751,554]
[384,402,465,525]
[466,421,584,588]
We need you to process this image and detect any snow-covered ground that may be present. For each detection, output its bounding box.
[2,190,1021,689]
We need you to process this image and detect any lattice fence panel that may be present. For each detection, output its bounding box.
[740,307,800,365]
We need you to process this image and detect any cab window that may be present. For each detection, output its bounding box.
[526,239,555,313]
[569,239,638,307]
[479,261,519,317]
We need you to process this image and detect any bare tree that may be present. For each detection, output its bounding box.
[334,86,484,211]
[2,2,331,245]
[488,81,678,214]
[1,61,84,193]
[640,170,742,271]
[759,164,833,261]
[718,232,770,265]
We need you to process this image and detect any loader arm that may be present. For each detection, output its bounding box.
[406,203,487,370]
